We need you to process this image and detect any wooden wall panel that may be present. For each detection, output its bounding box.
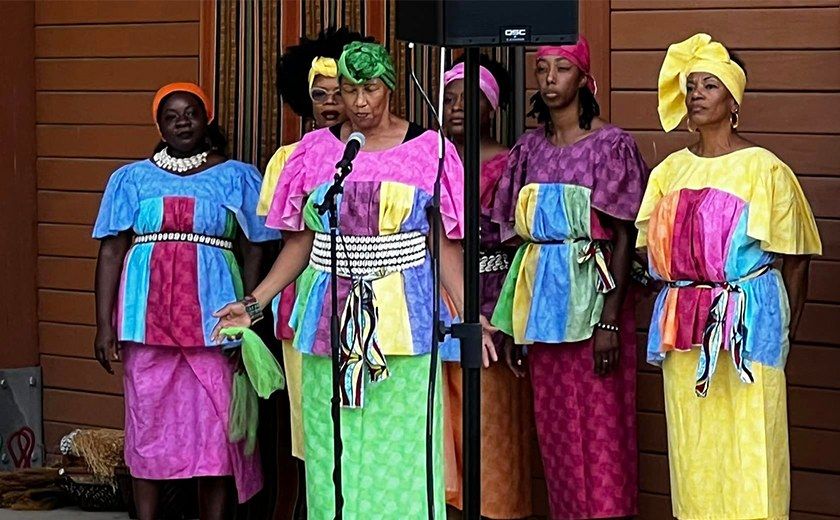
[38,290,95,326]
[612,1,840,516]
[613,0,838,8]
[38,257,96,291]
[629,131,840,178]
[36,58,198,91]
[37,125,159,159]
[39,323,96,359]
[786,345,840,390]
[37,191,101,225]
[36,24,199,58]
[612,91,840,134]
[42,389,123,429]
[42,355,123,395]
[38,224,97,258]
[612,8,840,50]
[0,0,38,368]
[34,1,203,433]
[37,92,153,125]
[37,158,129,192]
[612,50,840,91]
[36,1,200,25]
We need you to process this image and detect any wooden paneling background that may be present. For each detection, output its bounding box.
[30,0,839,518]
[0,1,38,369]
[603,1,840,518]
[33,0,203,458]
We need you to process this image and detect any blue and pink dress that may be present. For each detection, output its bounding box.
[93,159,278,503]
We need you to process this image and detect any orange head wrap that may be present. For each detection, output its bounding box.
[151,82,214,130]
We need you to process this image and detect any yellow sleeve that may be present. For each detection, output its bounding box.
[747,156,822,256]
[634,158,667,249]
[257,142,299,216]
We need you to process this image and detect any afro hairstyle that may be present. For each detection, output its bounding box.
[277,26,374,119]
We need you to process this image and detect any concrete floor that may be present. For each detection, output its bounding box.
[0,509,128,519]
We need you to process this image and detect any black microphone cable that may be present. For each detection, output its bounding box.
[407,41,448,520]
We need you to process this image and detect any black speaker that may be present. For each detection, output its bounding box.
[395,0,578,47]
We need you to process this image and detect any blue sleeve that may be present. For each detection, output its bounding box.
[92,164,139,238]
[233,164,282,242]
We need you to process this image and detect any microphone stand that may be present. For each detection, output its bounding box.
[452,46,483,520]
[315,161,355,520]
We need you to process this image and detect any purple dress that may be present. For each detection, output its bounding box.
[492,126,647,519]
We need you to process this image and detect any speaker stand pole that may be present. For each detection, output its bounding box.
[462,46,482,520]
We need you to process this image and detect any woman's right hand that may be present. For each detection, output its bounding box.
[211,302,252,343]
[94,328,118,374]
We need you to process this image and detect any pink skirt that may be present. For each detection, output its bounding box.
[122,343,262,503]
[529,299,638,520]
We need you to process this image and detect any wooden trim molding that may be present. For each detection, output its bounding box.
[579,0,611,120]
[199,0,217,102]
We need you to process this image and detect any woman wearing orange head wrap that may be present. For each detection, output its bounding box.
[636,34,821,519]
[93,82,278,519]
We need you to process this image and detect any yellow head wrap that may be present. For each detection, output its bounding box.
[658,33,746,132]
[307,56,338,90]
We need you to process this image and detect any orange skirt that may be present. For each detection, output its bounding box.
[443,361,535,519]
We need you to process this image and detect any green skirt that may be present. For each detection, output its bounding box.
[302,353,445,519]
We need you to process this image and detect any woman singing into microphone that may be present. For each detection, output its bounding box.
[214,42,494,519]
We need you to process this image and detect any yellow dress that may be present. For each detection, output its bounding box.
[635,147,821,520]
[259,142,305,460]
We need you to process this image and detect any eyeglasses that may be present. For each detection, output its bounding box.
[309,88,340,104]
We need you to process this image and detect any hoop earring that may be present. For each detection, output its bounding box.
[731,109,740,129]
[686,119,695,133]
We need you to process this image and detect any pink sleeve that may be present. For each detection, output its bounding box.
[265,142,308,231]
[439,139,465,239]
[491,138,526,241]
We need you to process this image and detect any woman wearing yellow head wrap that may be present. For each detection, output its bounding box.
[636,34,821,520]
[258,29,372,477]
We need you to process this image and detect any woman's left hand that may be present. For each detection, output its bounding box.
[211,301,251,343]
[593,327,620,376]
[480,316,499,368]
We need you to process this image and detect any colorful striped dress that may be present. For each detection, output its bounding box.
[492,126,647,519]
[93,159,279,503]
[636,147,822,520]
[443,152,535,519]
[266,125,463,519]
[258,142,306,460]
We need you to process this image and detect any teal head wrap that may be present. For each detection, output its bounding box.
[338,41,396,90]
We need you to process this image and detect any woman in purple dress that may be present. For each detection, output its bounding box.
[491,38,647,519]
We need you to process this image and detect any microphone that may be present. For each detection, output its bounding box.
[335,131,366,172]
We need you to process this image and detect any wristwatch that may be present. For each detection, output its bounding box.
[240,295,264,325]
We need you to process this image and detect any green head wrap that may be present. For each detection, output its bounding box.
[338,41,396,90]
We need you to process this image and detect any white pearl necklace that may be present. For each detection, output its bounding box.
[153,147,209,173]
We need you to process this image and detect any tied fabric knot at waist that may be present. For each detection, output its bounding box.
[530,237,615,294]
[310,231,427,408]
[576,240,615,294]
[667,264,772,398]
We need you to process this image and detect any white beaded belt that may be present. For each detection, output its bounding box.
[310,231,427,278]
[479,249,513,274]
[133,232,234,250]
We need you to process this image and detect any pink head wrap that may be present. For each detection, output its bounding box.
[443,62,501,110]
[535,36,597,94]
